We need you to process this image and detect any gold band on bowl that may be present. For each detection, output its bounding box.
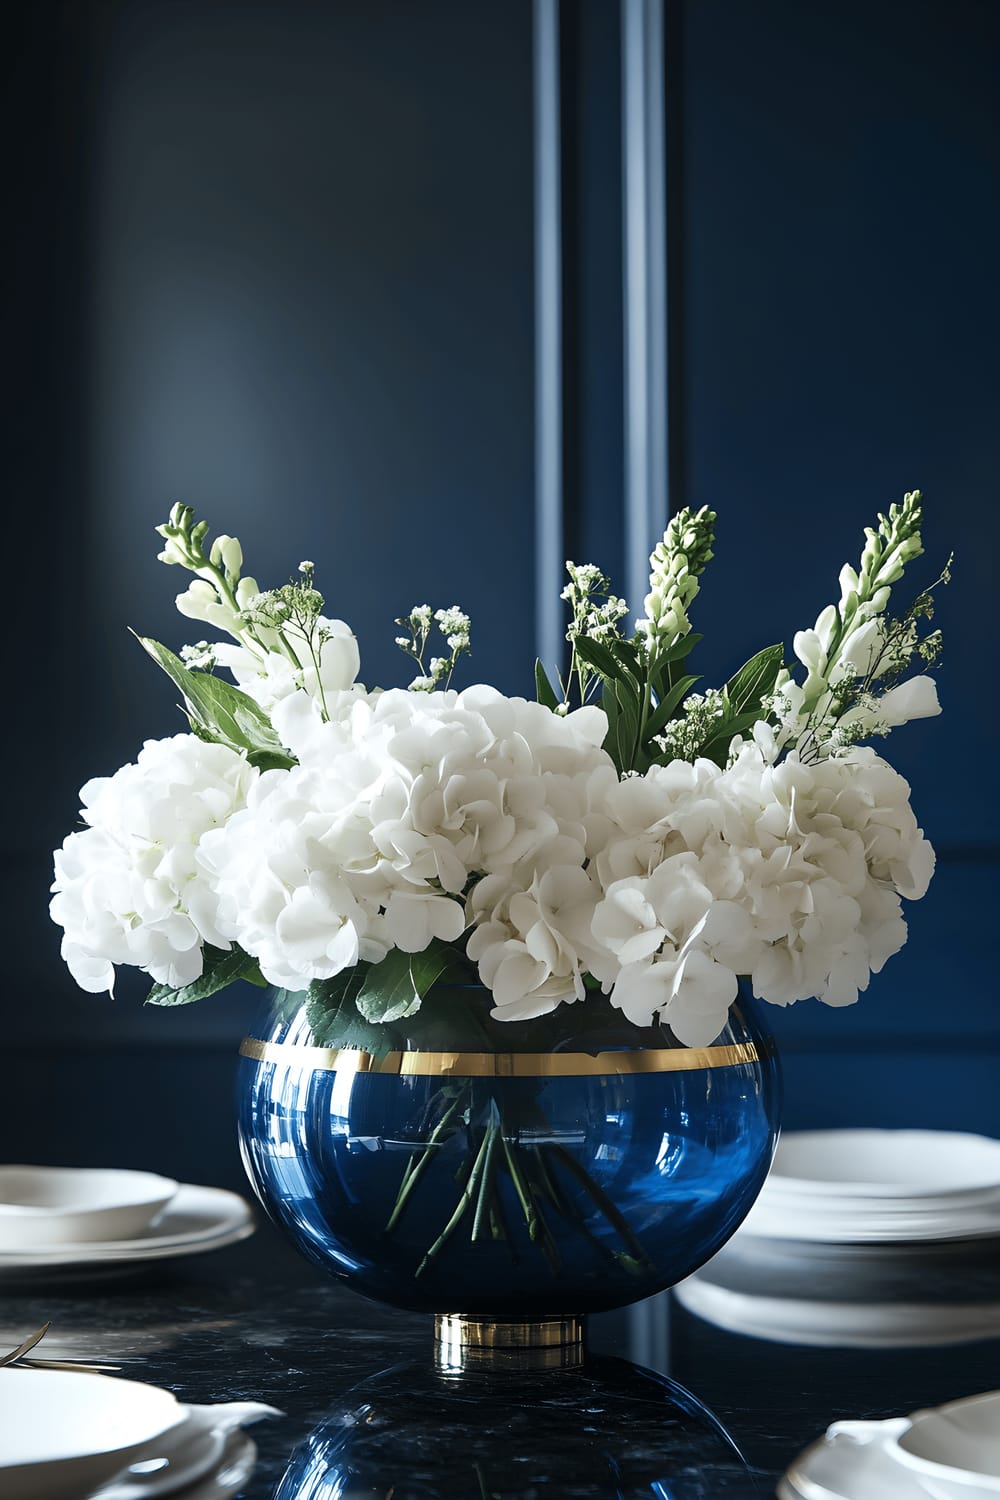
[238,1034,773,1077]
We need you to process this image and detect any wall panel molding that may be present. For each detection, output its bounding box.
[621,0,668,610]
[533,0,564,674]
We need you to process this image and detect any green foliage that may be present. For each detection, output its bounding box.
[725,644,785,716]
[136,636,295,771]
[304,940,481,1055]
[355,944,462,1025]
[145,945,264,1006]
[534,658,560,710]
[573,632,707,774]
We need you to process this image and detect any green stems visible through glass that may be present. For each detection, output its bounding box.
[384,1083,651,1280]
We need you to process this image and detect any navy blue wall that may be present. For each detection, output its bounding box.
[5,0,998,1189]
[6,0,535,1186]
[674,0,999,1132]
[11,0,533,1050]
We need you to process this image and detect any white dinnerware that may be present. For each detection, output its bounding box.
[780,1393,1000,1500]
[0,1168,178,1250]
[894,1391,1000,1497]
[673,1277,1000,1348]
[0,1367,186,1500]
[95,1401,280,1500]
[738,1129,1000,1244]
[0,1184,254,1280]
[780,1417,924,1499]
[769,1130,1000,1198]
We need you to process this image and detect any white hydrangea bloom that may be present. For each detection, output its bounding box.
[583,733,934,1042]
[198,681,616,1006]
[50,735,257,994]
[468,846,605,1021]
[51,641,935,1045]
[196,762,395,991]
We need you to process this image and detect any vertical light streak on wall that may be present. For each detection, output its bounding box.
[628,1289,671,1381]
[533,0,564,676]
[622,0,668,615]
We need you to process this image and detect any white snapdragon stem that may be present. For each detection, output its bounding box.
[636,505,716,654]
[156,504,317,669]
[778,491,926,751]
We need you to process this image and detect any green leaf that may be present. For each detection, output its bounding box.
[573,635,633,688]
[135,636,296,771]
[603,637,643,676]
[145,944,263,1006]
[603,678,639,773]
[643,674,700,741]
[305,967,371,1046]
[355,941,459,1026]
[655,631,704,667]
[725,643,784,716]
[647,632,703,701]
[534,658,560,710]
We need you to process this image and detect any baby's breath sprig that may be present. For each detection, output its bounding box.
[239,566,334,719]
[560,562,629,706]
[654,690,727,762]
[394,604,471,692]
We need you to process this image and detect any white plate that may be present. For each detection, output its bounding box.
[0,1168,178,1250]
[151,1431,257,1500]
[0,1185,254,1273]
[673,1276,1000,1348]
[96,1401,280,1500]
[95,1412,228,1500]
[743,1130,1000,1245]
[767,1132,1000,1199]
[738,1205,1000,1245]
[0,1367,186,1500]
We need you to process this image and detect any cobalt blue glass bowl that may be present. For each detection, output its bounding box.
[236,984,780,1321]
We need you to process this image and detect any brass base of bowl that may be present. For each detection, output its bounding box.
[434,1314,585,1372]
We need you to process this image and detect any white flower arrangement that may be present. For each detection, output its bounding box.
[52,492,944,1047]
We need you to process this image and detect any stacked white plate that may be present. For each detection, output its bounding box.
[0,1168,254,1281]
[675,1130,1000,1347]
[741,1131,1000,1244]
[0,1366,275,1500]
[780,1387,1000,1499]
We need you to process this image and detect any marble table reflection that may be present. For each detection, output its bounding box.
[0,1222,998,1498]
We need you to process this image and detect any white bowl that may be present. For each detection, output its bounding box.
[0,1367,186,1500]
[0,1167,178,1249]
[892,1390,1000,1498]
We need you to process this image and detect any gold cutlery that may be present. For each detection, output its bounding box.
[0,1322,120,1373]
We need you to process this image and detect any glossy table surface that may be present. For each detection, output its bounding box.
[1,1219,998,1498]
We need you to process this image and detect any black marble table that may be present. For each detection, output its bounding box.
[2,1221,998,1497]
